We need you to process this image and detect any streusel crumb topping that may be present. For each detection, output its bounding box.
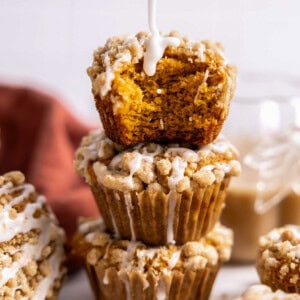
[0,171,66,299]
[257,225,300,287]
[75,218,233,275]
[75,130,240,193]
[87,31,228,98]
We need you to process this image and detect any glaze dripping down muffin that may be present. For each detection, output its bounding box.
[73,217,233,300]
[87,31,237,146]
[75,130,240,245]
[0,171,66,299]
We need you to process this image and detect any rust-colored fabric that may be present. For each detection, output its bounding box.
[0,85,99,241]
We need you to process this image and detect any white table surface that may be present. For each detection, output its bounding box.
[59,264,259,300]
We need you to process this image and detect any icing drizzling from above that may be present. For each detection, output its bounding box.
[143,0,180,76]
[167,157,187,244]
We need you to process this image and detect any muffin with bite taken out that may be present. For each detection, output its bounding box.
[87,32,237,146]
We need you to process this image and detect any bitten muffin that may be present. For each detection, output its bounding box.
[87,31,237,146]
[236,284,300,300]
[75,130,240,245]
[257,225,300,293]
[73,217,233,300]
[0,171,66,299]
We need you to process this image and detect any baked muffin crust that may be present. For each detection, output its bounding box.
[75,130,240,193]
[87,32,237,146]
[257,225,300,293]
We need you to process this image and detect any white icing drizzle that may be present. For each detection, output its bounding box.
[142,277,150,291]
[122,241,141,269]
[168,250,181,269]
[77,131,239,192]
[0,187,45,243]
[80,218,233,299]
[110,191,121,238]
[215,163,231,173]
[97,137,114,158]
[119,242,141,300]
[85,232,96,243]
[103,269,110,285]
[127,152,145,188]
[33,227,65,300]
[77,132,239,246]
[101,52,131,97]
[109,152,124,170]
[0,243,36,287]
[167,147,200,163]
[143,0,180,76]
[142,248,157,260]
[9,184,35,207]
[201,136,234,154]
[78,218,104,235]
[124,193,136,241]
[108,145,160,189]
[0,182,13,194]
[0,181,65,296]
[167,157,187,244]
[122,273,131,300]
[200,165,215,172]
[156,277,167,300]
[76,129,105,175]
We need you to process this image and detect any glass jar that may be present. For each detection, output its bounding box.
[221,73,300,262]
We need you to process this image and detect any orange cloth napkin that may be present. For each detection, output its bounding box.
[0,85,99,241]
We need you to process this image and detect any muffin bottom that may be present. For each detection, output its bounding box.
[85,263,220,300]
[90,172,230,245]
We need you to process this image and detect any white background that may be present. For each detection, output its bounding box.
[1,0,300,123]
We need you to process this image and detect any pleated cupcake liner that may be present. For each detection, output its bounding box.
[90,175,230,245]
[85,262,221,300]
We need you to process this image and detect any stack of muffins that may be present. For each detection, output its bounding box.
[73,32,241,300]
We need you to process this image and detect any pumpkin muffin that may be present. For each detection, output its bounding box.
[257,225,300,293]
[87,31,237,146]
[73,217,233,300]
[75,129,240,245]
[0,171,66,299]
